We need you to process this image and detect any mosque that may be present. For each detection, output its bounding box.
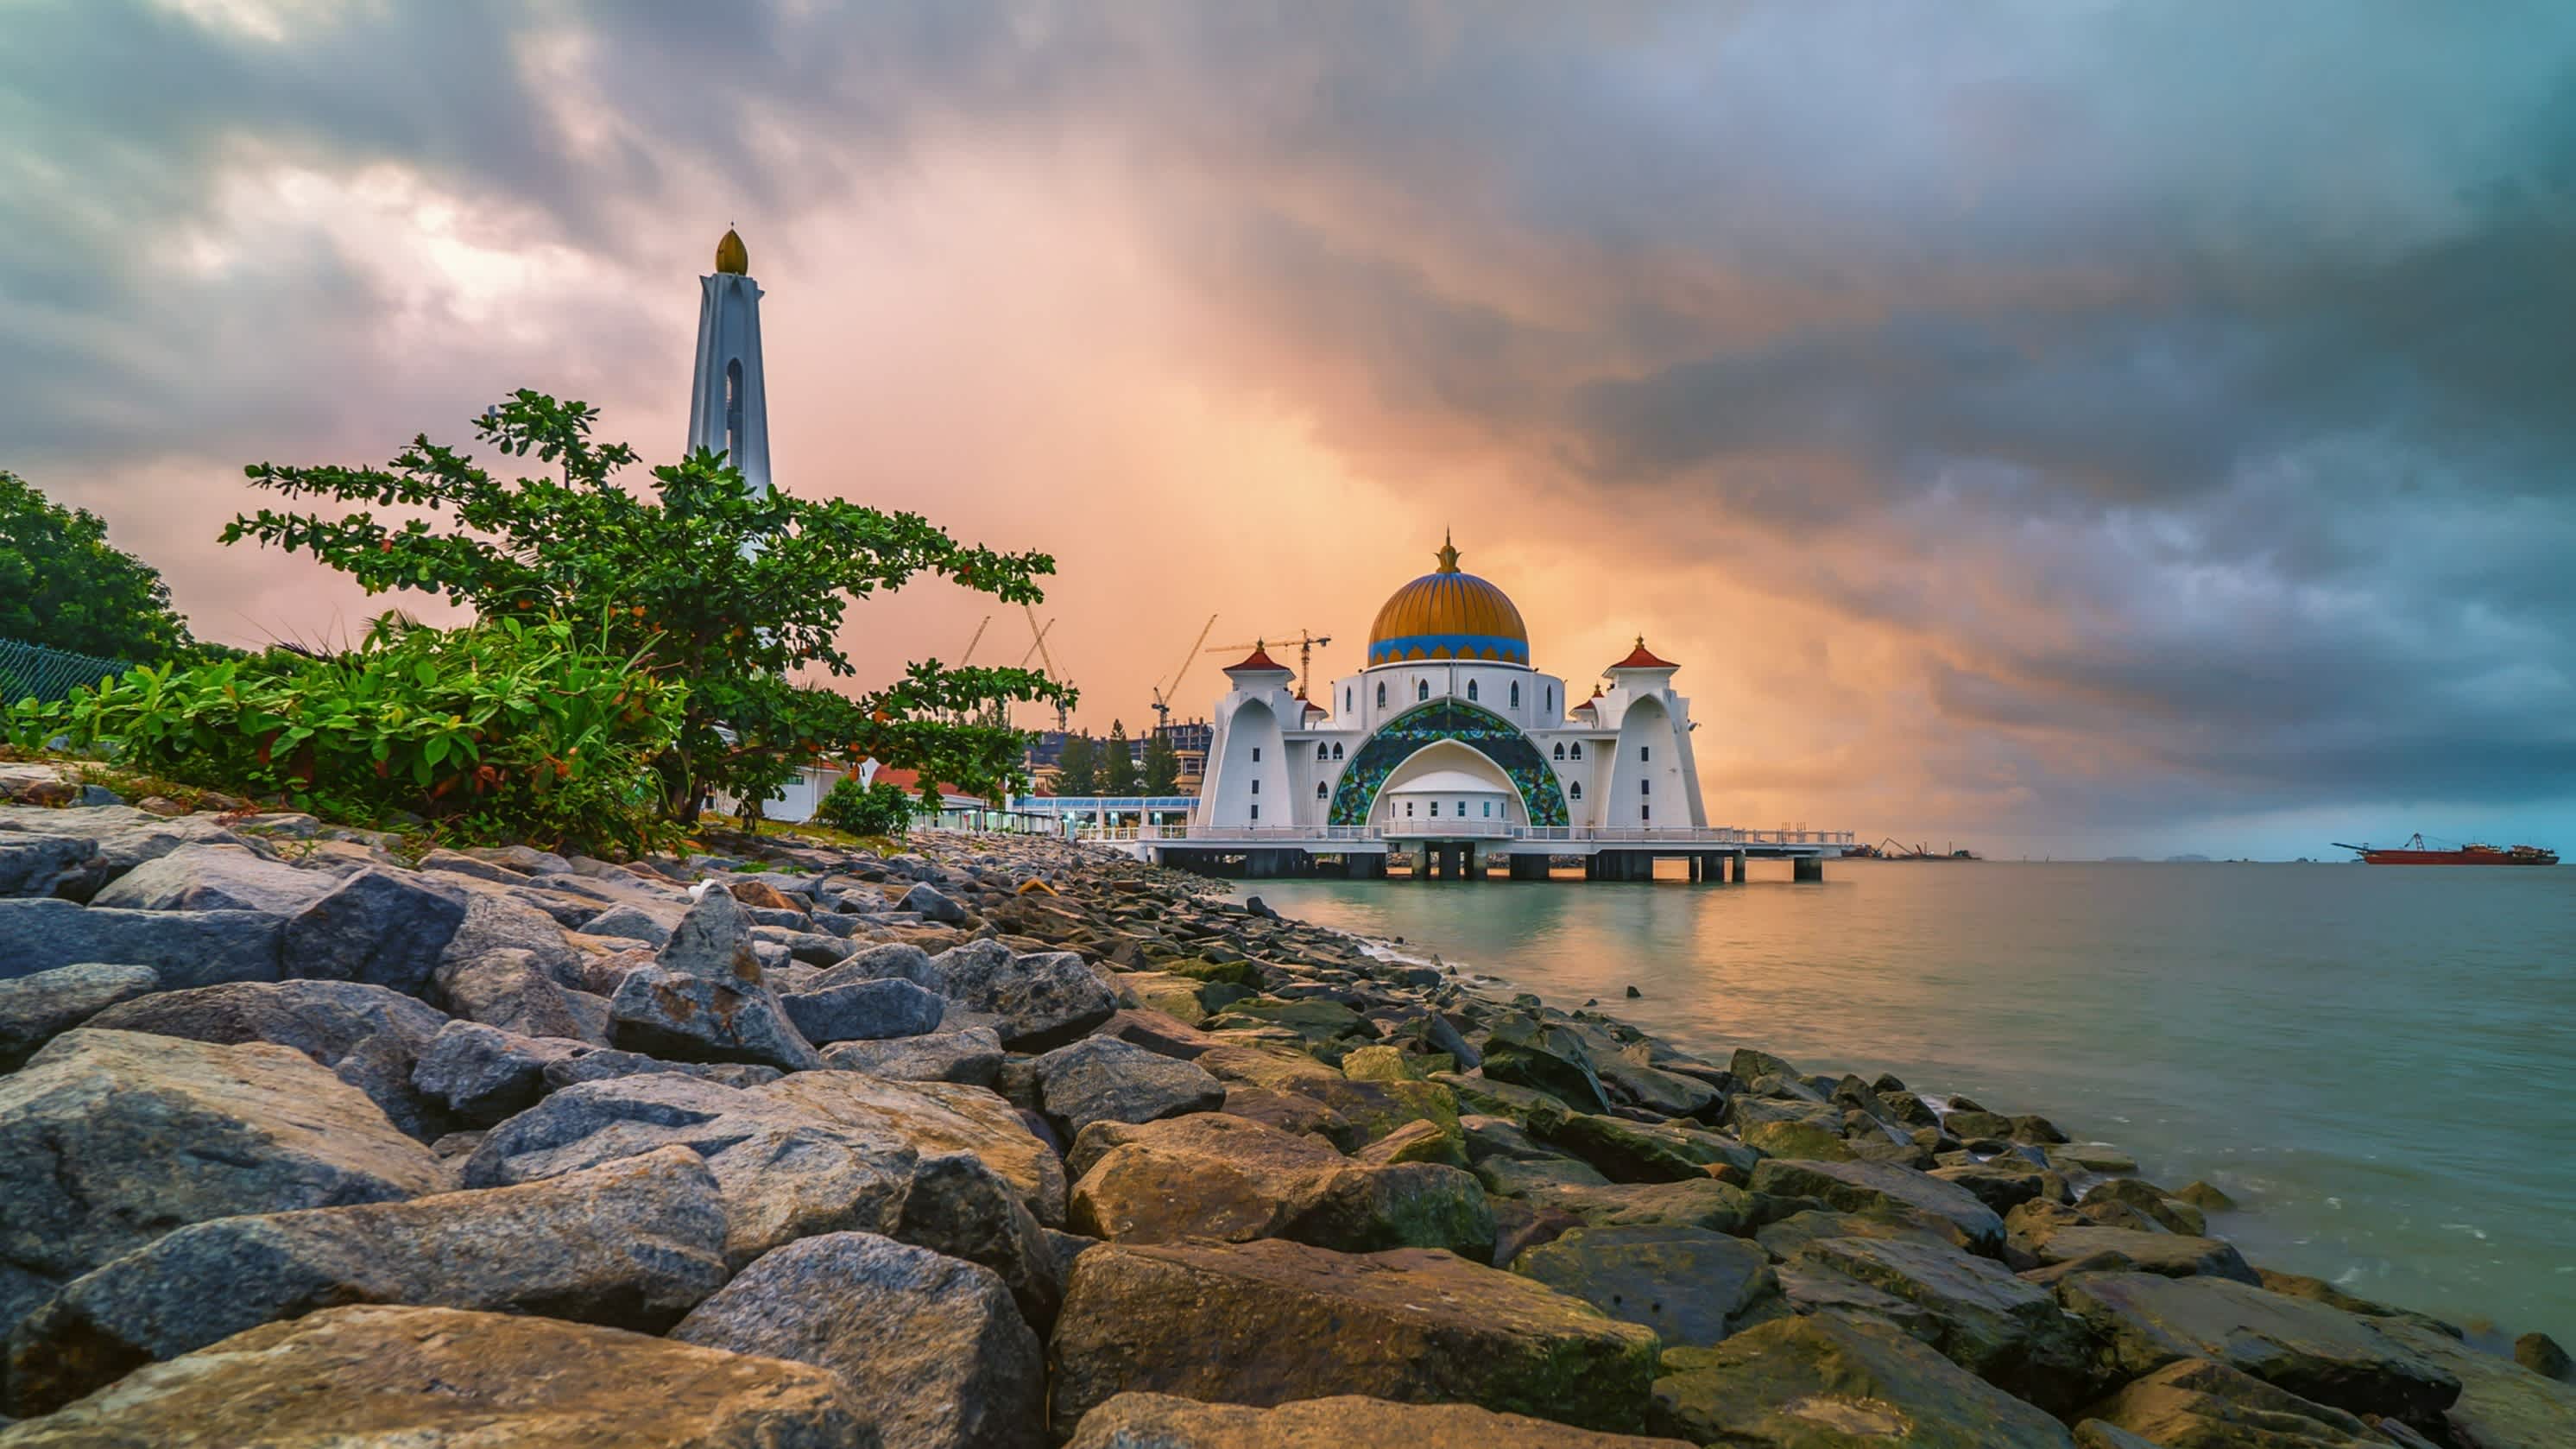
[1191,535,1708,845]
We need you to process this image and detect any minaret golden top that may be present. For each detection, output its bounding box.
[1434,529,1461,574]
[714,227,748,275]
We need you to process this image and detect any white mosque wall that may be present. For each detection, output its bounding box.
[1199,689,1293,827]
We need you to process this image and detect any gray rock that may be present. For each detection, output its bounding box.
[0,962,159,1071]
[0,1303,862,1448]
[822,1025,1005,1085]
[0,834,92,900]
[609,962,824,1071]
[659,889,765,981]
[1793,1234,2093,1408]
[540,1046,783,1091]
[753,926,852,965]
[435,884,588,985]
[1650,1313,2076,1447]
[280,867,468,997]
[1034,1035,1227,1138]
[931,940,1117,1050]
[1749,1156,2006,1252]
[671,1231,1042,1449]
[782,977,946,1043]
[0,1028,445,1334]
[1066,1393,1698,1448]
[578,901,677,946]
[435,946,610,1043]
[0,898,281,989]
[811,941,943,990]
[84,978,451,1139]
[86,842,348,914]
[409,1019,580,1125]
[1514,1224,1779,1348]
[3,1146,728,1415]
[0,804,249,902]
[900,881,969,924]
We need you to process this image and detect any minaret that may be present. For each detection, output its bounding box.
[686,227,771,497]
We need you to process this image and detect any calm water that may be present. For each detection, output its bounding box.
[1237,860,2576,1343]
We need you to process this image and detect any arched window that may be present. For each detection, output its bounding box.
[1510,681,1520,708]
[1332,743,1343,760]
[1376,681,1386,709]
[1417,680,1430,702]
[1552,743,1565,761]
[1316,781,1328,800]
[1569,781,1582,801]
[1316,743,1329,762]
[1467,680,1478,702]
[1570,743,1584,761]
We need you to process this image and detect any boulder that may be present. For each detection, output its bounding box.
[1739,1117,1858,1161]
[0,1303,859,1447]
[672,1232,1043,1449]
[1550,1112,1756,1182]
[1048,1238,1660,1437]
[780,976,946,1043]
[608,961,823,1072]
[1065,1393,1699,1448]
[2373,1317,2576,1447]
[0,1029,444,1334]
[811,941,943,990]
[931,941,1119,1050]
[435,885,590,985]
[2024,1224,2259,1283]
[0,804,248,902]
[1532,1177,1761,1235]
[1929,1161,2049,1212]
[1791,1235,2092,1408]
[1514,1225,1779,1348]
[407,1018,579,1124]
[2081,1357,2384,1449]
[1773,1262,1945,1343]
[578,901,678,946]
[1480,1016,1612,1113]
[0,898,280,989]
[278,867,468,997]
[86,842,345,914]
[900,881,969,924]
[433,946,609,1043]
[0,962,158,1071]
[1069,1112,1492,1258]
[84,978,452,1139]
[3,1146,727,1414]
[1035,1035,1227,1137]
[1750,1157,2005,1252]
[1649,1313,2077,1447]
[2056,1271,2461,1429]
[2080,1177,2207,1235]
[539,1046,781,1092]
[822,1025,1004,1085]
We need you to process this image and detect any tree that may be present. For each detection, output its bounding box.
[1101,718,1139,794]
[1053,731,1098,795]
[0,470,196,661]
[1140,730,1180,794]
[223,392,1072,819]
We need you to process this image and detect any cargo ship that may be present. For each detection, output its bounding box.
[2331,833,2559,866]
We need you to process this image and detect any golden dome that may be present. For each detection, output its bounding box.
[1367,533,1530,667]
[714,227,748,275]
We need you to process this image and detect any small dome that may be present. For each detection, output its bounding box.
[1367,533,1529,667]
[715,228,748,275]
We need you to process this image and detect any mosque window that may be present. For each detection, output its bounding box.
[1510,682,1520,709]
[1417,680,1430,702]
[1467,680,1478,702]
[1316,743,1329,762]
[1641,804,1651,822]
[1250,779,1260,794]
[1546,687,1553,712]
[1570,743,1583,761]
[1345,687,1353,712]
[1639,779,1650,796]
[1252,746,1260,762]
[1639,745,1651,762]
[1316,781,1328,800]
[1251,804,1260,820]
[1569,781,1582,801]
[1376,682,1386,709]
[1552,743,1564,761]
[1332,743,1343,760]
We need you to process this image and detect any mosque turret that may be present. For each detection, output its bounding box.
[688,227,771,497]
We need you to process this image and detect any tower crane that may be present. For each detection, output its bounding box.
[1020,604,1070,731]
[1206,629,1334,699]
[1150,613,1219,728]
[957,614,991,667]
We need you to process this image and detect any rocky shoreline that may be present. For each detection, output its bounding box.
[1,758,2570,1446]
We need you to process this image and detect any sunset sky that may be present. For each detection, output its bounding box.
[7,1,2573,857]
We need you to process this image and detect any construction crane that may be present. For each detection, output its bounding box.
[957,615,991,667]
[1020,604,1070,731]
[1151,613,1219,727]
[1206,629,1334,699]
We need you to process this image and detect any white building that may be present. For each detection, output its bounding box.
[1192,535,1707,837]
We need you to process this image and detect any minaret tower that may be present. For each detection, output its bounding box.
[686,227,771,497]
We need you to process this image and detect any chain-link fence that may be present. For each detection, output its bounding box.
[0,636,130,707]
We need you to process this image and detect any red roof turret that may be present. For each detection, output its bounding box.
[1608,636,1677,670]
[1223,644,1291,674]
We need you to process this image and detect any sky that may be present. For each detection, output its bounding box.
[5,0,2573,859]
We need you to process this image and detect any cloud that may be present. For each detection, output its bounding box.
[5,0,2573,852]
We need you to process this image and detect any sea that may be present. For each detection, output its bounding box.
[1232,859,2576,1345]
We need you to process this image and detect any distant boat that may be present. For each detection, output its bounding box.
[2331,833,2558,866]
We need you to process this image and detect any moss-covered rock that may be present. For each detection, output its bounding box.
[1790,1235,2094,1409]
[1749,1158,2005,1253]
[1065,1392,1698,1447]
[1514,1224,1779,1348]
[1649,1313,2077,1447]
[1740,1117,1858,1162]
[1481,1016,1612,1113]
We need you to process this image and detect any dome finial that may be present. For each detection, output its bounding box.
[1435,529,1460,574]
[715,226,748,275]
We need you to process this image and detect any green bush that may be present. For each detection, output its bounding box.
[8,614,684,855]
[814,775,918,838]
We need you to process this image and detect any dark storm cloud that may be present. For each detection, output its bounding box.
[4,0,2573,835]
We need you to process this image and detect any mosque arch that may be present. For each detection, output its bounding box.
[1327,697,1569,826]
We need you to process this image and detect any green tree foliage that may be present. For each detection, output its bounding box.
[814,775,917,838]
[9,613,683,854]
[0,469,196,661]
[1052,731,1098,795]
[221,392,1072,818]
[1101,718,1139,794]
[1140,730,1180,794]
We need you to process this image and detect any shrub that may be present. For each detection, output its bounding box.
[814,775,917,838]
[9,614,684,855]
